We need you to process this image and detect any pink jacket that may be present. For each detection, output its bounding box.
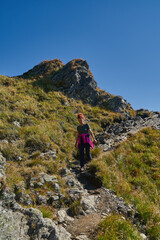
[78,133,94,149]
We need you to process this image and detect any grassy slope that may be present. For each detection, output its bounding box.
[90,128,160,239]
[0,75,159,239]
[0,75,122,208]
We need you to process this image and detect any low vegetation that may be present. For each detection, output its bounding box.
[97,214,142,240]
[90,128,160,239]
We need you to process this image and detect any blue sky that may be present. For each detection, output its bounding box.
[0,0,160,111]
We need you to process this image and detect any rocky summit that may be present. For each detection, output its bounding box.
[19,58,132,113]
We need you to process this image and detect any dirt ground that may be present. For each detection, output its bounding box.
[66,212,101,239]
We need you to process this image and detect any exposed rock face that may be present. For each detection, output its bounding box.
[18,58,132,112]
[51,59,99,105]
[106,95,131,112]
[0,202,30,240]
[0,196,72,240]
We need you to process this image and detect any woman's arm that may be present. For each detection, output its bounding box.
[88,129,97,144]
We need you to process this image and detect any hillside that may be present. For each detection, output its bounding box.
[0,59,160,240]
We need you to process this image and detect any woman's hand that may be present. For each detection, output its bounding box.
[93,139,97,144]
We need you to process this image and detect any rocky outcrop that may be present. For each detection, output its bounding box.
[50,59,132,112]
[105,95,131,112]
[18,58,132,113]
[0,192,72,240]
[50,59,99,105]
[0,201,30,240]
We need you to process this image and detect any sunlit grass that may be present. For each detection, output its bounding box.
[97,214,142,240]
[90,128,160,239]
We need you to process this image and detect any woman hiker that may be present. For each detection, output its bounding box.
[75,113,97,171]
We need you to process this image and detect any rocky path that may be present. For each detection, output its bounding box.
[65,161,138,240]
[0,112,160,239]
[65,112,160,240]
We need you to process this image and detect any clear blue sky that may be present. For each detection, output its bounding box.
[0,0,160,111]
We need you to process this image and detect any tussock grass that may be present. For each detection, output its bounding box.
[38,205,54,219]
[97,214,142,240]
[5,162,24,190]
[68,199,82,216]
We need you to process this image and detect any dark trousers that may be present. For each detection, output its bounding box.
[79,140,92,168]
